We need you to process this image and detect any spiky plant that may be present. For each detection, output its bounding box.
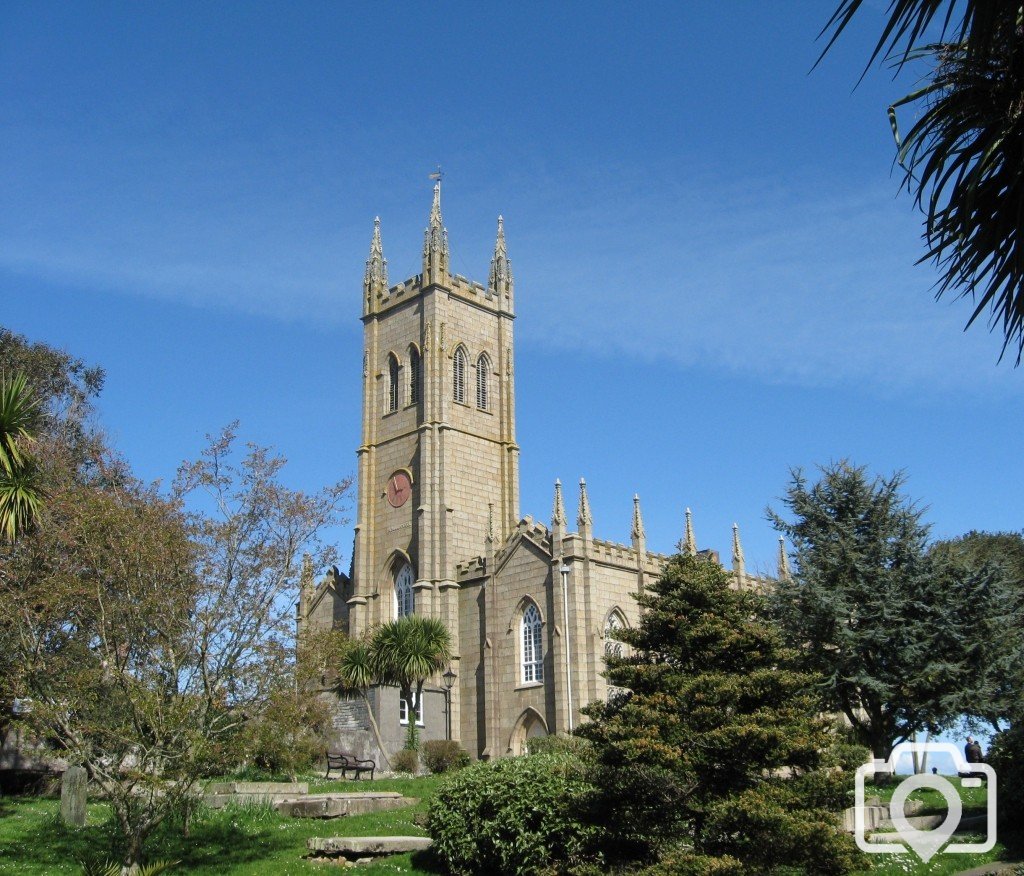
[0,372,43,540]
[821,1,1024,362]
[368,616,452,751]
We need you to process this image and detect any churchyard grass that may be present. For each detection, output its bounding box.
[862,775,991,816]
[0,775,445,875]
[0,772,1013,875]
[853,776,1010,875]
[858,842,1007,875]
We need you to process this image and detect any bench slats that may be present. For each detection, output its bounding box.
[325,751,376,781]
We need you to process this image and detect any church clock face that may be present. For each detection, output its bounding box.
[386,471,412,508]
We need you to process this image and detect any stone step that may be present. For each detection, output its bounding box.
[277,792,413,819]
[206,781,308,795]
[840,799,927,833]
[307,835,432,858]
[865,812,989,841]
[204,792,301,808]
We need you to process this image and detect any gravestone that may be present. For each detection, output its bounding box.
[60,765,87,826]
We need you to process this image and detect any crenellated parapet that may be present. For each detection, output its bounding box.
[362,222,514,322]
[456,556,487,581]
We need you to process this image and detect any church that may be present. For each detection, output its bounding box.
[300,184,773,762]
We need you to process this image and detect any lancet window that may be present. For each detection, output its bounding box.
[409,346,420,406]
[394,563,414,618]
[521,603,543,683]
[476,353,490,410]
[453,346,467,404]
[387,354,400,413]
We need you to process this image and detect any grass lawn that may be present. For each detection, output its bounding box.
[853,776,1016,876]
[0,774,447,875]
[860,777,990,817]
[1,772,1018,875]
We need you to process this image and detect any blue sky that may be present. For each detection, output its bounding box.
[3,1,1022,574]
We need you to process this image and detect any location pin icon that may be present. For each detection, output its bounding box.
[890,774,962,862]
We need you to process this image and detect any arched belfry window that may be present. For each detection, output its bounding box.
[452,346,467,404]
[521,603,543,683]
[408,346,421,406]
[395,563,414,618]
[476,353,490,411]
[387,354,400,413]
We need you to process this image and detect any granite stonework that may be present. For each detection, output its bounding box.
[300,185,777,763]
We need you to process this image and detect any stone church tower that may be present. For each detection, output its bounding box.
[304,185,775,762]
[345,183,519,740]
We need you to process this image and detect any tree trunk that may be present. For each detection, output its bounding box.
[122,832,144,875]
[362,694,391,769]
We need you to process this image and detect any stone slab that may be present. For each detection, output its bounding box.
[206,781,307,795]
[953,862,1022,876]
[840,799,930,833]
[277,792,412,819]
[307,836,432,855]
[204,792,300,808]
[864,813,989,842]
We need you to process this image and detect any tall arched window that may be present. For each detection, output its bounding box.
[521,603,543,683]
[604,610,625,659]
[394,563,414,618]
[452,346,467,404]
[475,353,490,410]
[387,354,400,413]
[408,346,420,406]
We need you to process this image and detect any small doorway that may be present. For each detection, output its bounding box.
[509,709,548,756]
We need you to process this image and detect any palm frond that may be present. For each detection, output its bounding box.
[337,640,374,692]
[0,463,44,541]
[0,373,44,540]
[0,372,40,474]
[886,17,1024,361]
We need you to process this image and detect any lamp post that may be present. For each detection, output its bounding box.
[442,666,457,741]
[559,563,574,732]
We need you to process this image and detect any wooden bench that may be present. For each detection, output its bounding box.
[325,752,376,781]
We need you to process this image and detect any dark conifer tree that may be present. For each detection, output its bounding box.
[578,553,860,875]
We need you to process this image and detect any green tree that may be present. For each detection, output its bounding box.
[2,450,200,871]
[577,554,860,874]
[0,373,43,541]
[1,427,348,872]
[0,326,104,456]
[768,462,976,761]
[929,531,1024,732]
[820,2,1024,363]
[368,615,452,751]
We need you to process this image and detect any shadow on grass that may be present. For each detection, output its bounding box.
[1,801,310,874]
[409,846,447,874]
[0,802,123,873]
[1000,829,1024,863]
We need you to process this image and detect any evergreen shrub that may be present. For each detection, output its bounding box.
[421,739,470,774]
[526,734,593,757]
[426,752,602,875]
[990,722,1024,834]
[391,748,418,774]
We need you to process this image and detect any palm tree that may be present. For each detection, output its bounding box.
[368,616,452,751]
[336,638,392,769]
[821,1,1024,363]
[0,372,43,541]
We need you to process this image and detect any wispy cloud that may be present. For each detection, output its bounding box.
[2,126,1017,397]
[515,168,1019,398]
